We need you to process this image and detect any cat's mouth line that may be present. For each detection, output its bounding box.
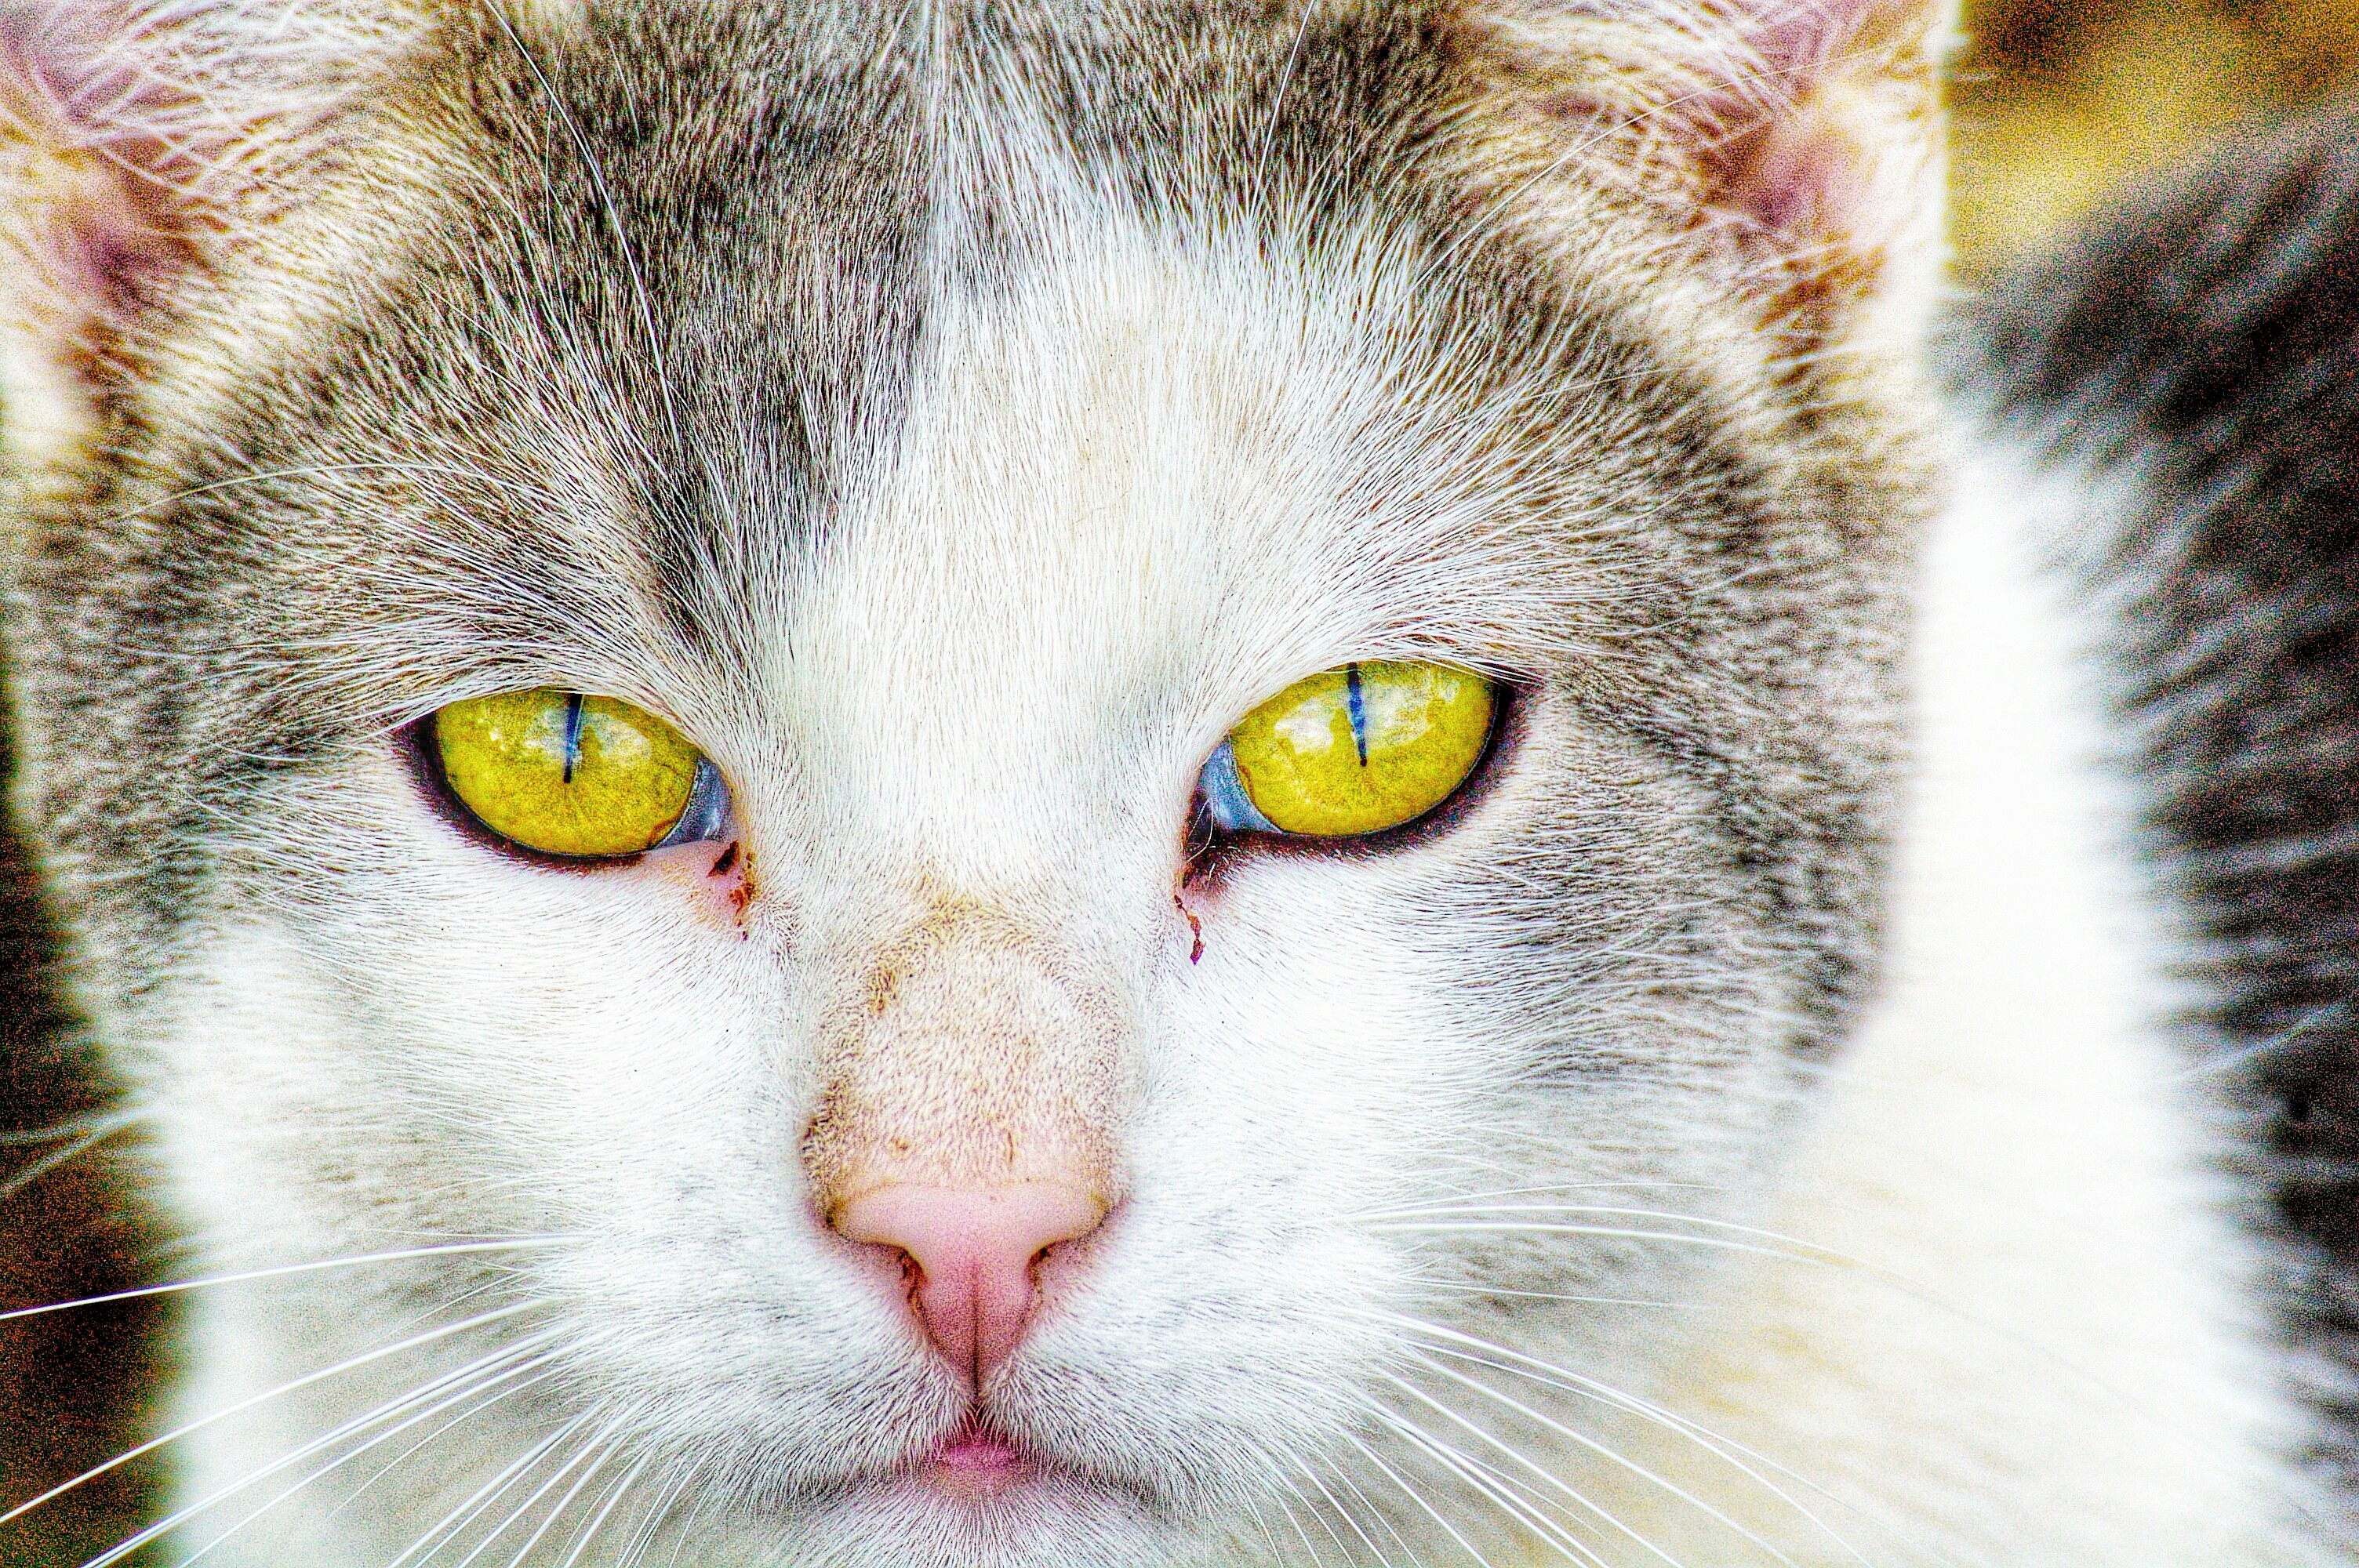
[841,1409,1169,1515]
[908,1419,1038,1502]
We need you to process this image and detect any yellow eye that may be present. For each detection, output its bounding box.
[1212,661,1497,838]
[432,689,713,859]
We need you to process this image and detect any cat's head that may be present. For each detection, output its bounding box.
[0,1,1947,1562]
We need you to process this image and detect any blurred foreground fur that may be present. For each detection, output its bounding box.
[1972,94,2359,1526]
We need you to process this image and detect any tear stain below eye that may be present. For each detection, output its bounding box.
[707,840,755,930]
[1174,894,1205,964]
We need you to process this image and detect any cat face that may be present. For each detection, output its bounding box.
[1,2,1945,1563]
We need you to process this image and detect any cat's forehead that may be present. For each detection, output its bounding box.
[323,9,1680,717]
[784,210,1554,760]
[582,190,1632,818]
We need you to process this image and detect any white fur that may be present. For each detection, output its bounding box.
[1575,434,2342,1563]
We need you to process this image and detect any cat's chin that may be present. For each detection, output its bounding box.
[775,1436,1192,1568]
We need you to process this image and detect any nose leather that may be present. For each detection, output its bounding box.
[834,1181,1107,1381]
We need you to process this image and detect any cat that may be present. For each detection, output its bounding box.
[0,0,2347,1563]
[1966,97,2359,1544]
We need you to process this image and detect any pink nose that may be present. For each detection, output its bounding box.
[832,1183,1107,1382]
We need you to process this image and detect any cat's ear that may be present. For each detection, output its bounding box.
[5,2,371,343]
[1450,0,1955,342]
[0,0,576,438]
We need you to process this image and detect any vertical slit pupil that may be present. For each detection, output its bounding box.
[1344,664,1369,768]
[562,692,586,784]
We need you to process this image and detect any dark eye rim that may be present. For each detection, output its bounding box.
[403,702,731,870]
[1184,675,1523,875]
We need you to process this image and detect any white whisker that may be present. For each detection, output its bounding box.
[104,1337,562,1568]
[1376,1312,1897,1565]
[0,1240,569,1327]
[1326,1448,1426,1568]
[1385,1361,1788,1566]
[311,1357,572,1534]
[1348,1182,1728,1221]
[1367,1221,1837,1267]
[0,1299,543,1531]
[554,1449,653,1568]
[1241,1495,1293,1567]
[1304,1453,1418,1568]
[1369,1405,1619,1568]
[389,1414,590,1568]
[456,1414,623,1568]
[1288,1461,1369,1568]
[606,1458,694,1568]
[1410,1279,1702,1311]
[1340,1428,1500,1568]
[0,1119,134,1203]
[484,10,682,452]
[0,1110,147,1149]
[1368,1203,1852,1259]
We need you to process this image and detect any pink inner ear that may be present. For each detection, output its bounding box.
[1707,0,1888,249]
[2,2,213,324]
[1725,118,1850,240]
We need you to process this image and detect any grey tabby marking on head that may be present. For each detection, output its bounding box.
[0,0,2342,1563]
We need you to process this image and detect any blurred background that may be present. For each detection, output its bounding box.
[5,2,2359,1564]
[1954,0,2359,271]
